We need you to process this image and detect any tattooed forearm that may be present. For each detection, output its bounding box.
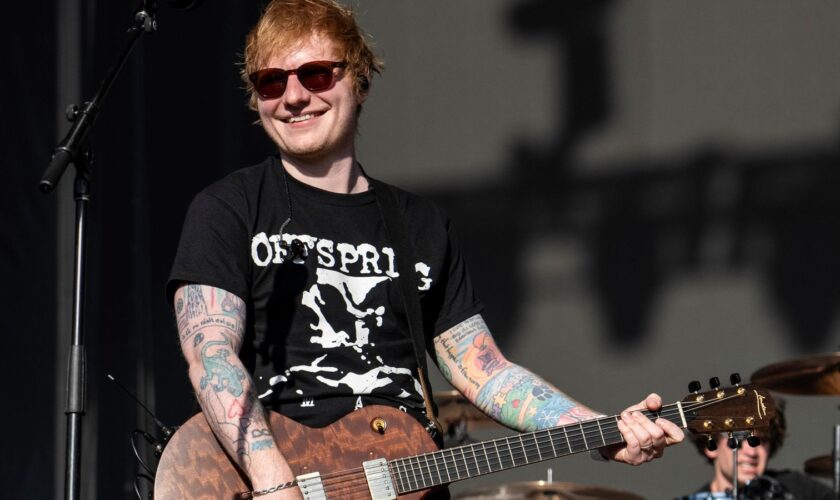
[435,314,599,432]
[474,364,588,431]
[175,283,286,483]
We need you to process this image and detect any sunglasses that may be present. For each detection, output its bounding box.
[249,61,347,99]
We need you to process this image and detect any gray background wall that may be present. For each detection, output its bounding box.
[356,2,840,496]
[4,1,840,499]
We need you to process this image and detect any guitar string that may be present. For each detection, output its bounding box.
[308,408,680,493]
[305,396,752,494]
[391,397,751,492]
[314,401,698,493]
[343,403,726,494]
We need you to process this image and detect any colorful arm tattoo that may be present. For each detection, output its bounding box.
[175,284,276,469]
[433,314,600,432]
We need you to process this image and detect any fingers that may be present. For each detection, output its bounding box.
[657,416,685,446]
[622,393,661,414]
[611,393,685,466]
[620,410,665,463]
[644,393,662,411]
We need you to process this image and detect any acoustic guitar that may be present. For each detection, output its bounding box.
[154,382,775,499]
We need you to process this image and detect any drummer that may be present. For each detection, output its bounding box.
[678,402,832,499]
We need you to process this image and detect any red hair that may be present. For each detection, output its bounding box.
[242,0,383,109]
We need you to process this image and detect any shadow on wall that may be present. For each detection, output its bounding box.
[425,0,840,352]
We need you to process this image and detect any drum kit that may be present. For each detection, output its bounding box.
[433,353,840,499]
[751,353,840,488]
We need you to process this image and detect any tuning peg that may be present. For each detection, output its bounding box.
[730,373,741,386]
[705,436,718,451]
[689,381,702,393]
[709,377,721,389]
[747,435,761,448]
[727,435,739,450]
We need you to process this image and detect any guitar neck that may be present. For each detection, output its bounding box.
[389,402,687,494]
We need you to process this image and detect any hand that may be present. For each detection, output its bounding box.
[606,393,684,465]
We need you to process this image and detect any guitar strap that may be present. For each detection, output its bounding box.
[369,177,442,434]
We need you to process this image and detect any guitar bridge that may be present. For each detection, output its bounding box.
[363,458,396,499]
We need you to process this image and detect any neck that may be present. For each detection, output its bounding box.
[710,464,747,494]
[709,475,733,493]
[280,153,368,194]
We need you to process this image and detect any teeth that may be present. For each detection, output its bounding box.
[288,113,315,123]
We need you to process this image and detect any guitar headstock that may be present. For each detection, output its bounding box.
[680,376,776,437]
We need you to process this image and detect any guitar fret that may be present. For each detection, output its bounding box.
[596,419,606,447]
[410,456,421,489]
[438,451,451,483]
[533,433,543,461]
[460,447,470,478]
[390,460,399,494]
[419,455,430,487]
[518,435,529,464]
[482,442,492,472]
[450,449,461,480]
[470,445,481,475]
[394,458,403,492]
[579,423,589,450]
[401,458,414,492]
[505,438,516,467]
[423,454,433,486]
[431,452,443,485]
[548,429,558,457]
[492,440,504,469]
[562,426,572,454]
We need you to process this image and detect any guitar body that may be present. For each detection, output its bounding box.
[155,405,442,500]
[155,383,776,499]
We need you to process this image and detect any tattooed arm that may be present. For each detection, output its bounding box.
[433,313,683,465]
[175,283,301,499]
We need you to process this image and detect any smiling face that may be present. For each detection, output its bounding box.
[706,434,771,490]
[256,34,366,165]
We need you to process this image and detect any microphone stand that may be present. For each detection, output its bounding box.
[728,431,751,500]
[39,3,157,500]
[833,424,839,498]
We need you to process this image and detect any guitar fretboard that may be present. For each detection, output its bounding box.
[388,403,687,494]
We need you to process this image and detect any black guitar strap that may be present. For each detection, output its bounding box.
[368,177,441,433]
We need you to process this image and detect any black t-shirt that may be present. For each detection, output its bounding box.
[167,156,483,428]
[681,469,834,499]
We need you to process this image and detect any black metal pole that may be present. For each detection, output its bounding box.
[833,424,839,498]
[41,5,157,500]
[65,166,90,500]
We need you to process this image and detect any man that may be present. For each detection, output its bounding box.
[167,1,684,498]
[681,403,832,499]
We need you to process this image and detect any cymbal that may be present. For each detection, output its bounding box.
[455,480,644,499]
[750,353,840,395]
[804,454,833,478]
[434,390,499,429]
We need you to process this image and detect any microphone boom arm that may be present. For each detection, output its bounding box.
[39,5,157,193]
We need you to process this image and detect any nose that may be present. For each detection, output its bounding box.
[283,74,310,107]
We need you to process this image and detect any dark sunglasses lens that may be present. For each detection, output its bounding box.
[253,70,287,99]
[298,63,336,92]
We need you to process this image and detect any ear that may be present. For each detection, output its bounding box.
[703,445,719,461]
[356,74,370,103]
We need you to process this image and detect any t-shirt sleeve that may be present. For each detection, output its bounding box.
[431,216,484,336]
[166,190,251,306]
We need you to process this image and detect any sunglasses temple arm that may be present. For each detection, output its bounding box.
[40,3,157,194]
